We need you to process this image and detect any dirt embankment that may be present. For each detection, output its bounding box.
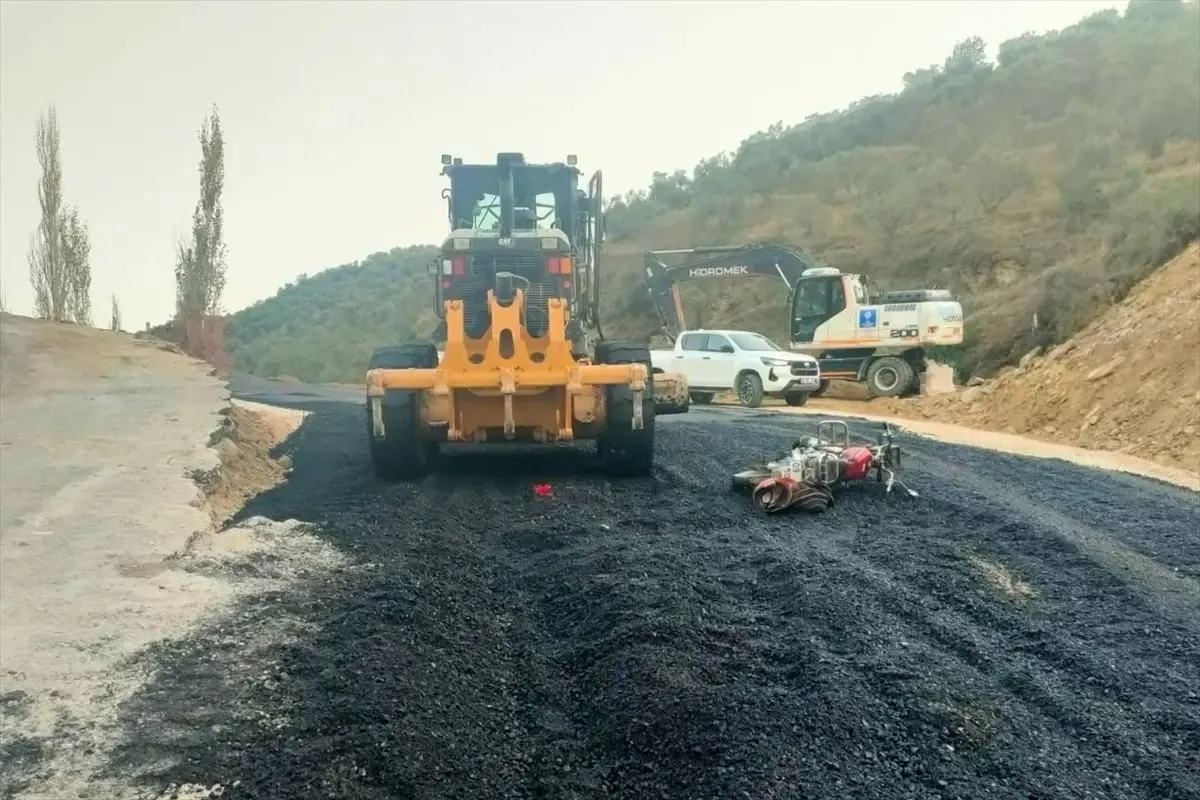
[0,314,305,799]
[905,242,1200,473]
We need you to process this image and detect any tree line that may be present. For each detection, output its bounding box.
[20,104,228,368]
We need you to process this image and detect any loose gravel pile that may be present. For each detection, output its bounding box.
[103,401,1200,800]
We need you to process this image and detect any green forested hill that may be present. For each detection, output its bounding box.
[225,0,1199,383]
[225,245,438,383]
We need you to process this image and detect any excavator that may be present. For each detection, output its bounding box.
[644,243,965,397]
[363,152,687,480]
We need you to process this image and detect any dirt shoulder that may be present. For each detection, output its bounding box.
[0,314,303,799]
[894,243,1200,476]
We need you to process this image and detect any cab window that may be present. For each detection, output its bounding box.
[794,277,846,318]
[680,333,708,351]
[831,279,846,314]
[795,280,830,317]
[705,334,733,353]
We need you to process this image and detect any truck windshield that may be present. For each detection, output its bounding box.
[729,332,782,351]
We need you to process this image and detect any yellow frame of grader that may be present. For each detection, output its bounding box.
[365,288,648,443]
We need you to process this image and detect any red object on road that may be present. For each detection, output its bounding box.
[533,483,553,497]
[839,446,875,481]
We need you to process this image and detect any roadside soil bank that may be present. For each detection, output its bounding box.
[0,314,305,799]
[193,399,308,526]
[887,243,1200,475]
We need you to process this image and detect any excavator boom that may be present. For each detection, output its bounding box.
[644,244,819,341]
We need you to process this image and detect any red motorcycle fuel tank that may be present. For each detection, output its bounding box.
[840,447,875,481]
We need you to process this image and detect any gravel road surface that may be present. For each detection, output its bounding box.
[94,376,1200,800]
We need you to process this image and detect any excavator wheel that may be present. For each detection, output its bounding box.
[366,341,439,480]
[595,341,656,478]
[865,356,916,399]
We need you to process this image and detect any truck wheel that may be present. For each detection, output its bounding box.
[783,391,809,407]
[366,341,438,479]
[865,356,915,399]
[595,341,655,477]
[690,392,715,405]
[735,371,764,408]
[810,379,830,398]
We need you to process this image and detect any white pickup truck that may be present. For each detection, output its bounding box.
[649,329,822,408]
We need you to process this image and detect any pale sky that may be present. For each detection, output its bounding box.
[0,0,1122,328]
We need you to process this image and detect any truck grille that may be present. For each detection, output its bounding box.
[790,361,819,377]
[460,254,557,338]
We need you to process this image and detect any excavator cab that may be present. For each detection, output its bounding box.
[791,268,867,344]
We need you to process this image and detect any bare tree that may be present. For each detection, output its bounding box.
[967,149,1033,215]
[174,105,230,370]
[29,108,66,320]
[110,294,122,331]
[62,206,91,324]
[859,184,917,253]
[27,107,93,324]
[176,105,227,326]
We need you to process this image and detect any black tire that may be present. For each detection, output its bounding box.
[810,379,830,398]
[366,341,438,479]
[690,392,715,405]
[594,340,655,478]
[793,483,835,513]
[783,391,809,407]
[735,371,764,408]
[865,356,915,399]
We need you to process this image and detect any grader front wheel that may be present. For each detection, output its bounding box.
[366,342,439,480]
[595,341,656,478]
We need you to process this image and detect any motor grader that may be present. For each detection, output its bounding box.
[364,152,687,479]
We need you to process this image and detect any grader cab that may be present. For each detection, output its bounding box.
[364,152,685,479]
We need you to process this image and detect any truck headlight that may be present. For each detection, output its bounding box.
[761,357,790,367]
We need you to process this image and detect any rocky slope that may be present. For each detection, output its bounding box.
[906,242,1200,473]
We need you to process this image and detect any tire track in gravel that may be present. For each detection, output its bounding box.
[97,399,1200,800]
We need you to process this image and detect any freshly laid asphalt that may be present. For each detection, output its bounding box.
[105,375,1200,800]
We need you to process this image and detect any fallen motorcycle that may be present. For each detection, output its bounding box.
[731,420,919,513]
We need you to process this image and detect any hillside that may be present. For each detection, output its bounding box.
[224,0,1200,384]
[898,242,1200,473]
[224,245,438,383]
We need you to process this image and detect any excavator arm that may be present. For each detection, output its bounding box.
[643,244,819,342]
